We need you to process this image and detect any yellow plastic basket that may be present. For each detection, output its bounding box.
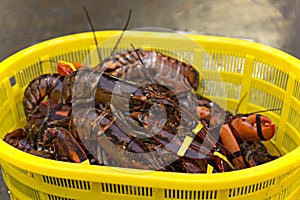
[0,31,299,200]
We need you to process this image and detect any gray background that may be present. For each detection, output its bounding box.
[0,0,299,199]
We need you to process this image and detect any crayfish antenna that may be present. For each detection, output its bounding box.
[83,7,132,69]
[130,43,159,92]
[248,108,282,115]
[267,140,283,157]
[111,9,132,55]
[234,92,281,115]
[235,93,248,115]
[83,6,102,63]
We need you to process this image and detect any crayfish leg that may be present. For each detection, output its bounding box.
[44,127,88,163]
[220,124,246,169]
[3,128,31,152]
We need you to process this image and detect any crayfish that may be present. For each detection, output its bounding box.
[3,47,280,173]
[3,8,280,173]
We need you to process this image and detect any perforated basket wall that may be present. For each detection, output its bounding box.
[0,31,299,200]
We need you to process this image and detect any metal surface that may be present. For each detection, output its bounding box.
[0,0,299,199]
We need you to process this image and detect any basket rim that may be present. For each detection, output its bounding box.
[0,31,299,190]
[1,139,299,189]
[1,30,300,72]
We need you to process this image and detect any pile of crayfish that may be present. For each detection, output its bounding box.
[3,48,279,173]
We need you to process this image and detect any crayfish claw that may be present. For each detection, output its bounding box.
[231,114,276,142]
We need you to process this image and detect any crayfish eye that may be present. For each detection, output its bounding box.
[145,93,151,99]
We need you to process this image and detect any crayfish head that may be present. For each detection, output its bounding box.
[231,114,276,142]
